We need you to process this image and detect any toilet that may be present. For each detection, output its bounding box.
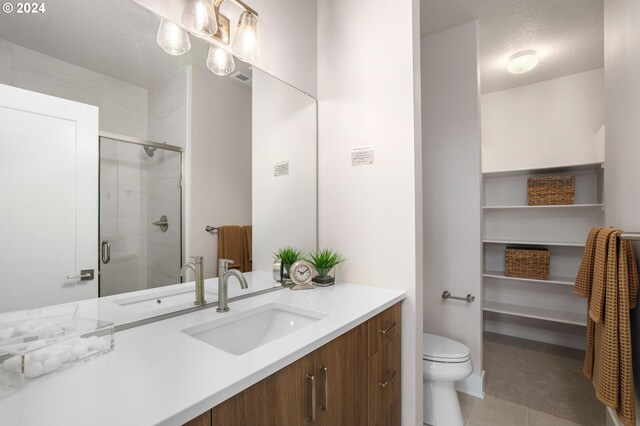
[423,333,473,426]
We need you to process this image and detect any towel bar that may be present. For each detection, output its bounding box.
[620,232,640,241]
[442,291,475,303]
[205,226,219,233]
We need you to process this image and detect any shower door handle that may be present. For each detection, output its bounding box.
[101,240,111,264]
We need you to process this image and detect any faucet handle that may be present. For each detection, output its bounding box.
[218,259,235,273]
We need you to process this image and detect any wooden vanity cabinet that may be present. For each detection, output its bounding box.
[184,302,401,426]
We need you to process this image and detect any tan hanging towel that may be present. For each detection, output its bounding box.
[217,226,244,272]
[242,225,252,272]
[574,228,639,426]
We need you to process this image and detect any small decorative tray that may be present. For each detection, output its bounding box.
[0,305,114,389]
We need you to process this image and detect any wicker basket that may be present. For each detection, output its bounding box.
[527,175,575,206]
[505,247,550,280]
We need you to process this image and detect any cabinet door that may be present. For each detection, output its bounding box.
[183,410,211,426]
[212,393,243,426]
[243,353,316,426]
[315,323,368,426]
[368,335,401,426]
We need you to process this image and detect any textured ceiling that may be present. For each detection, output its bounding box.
[421,0,604,93]
[0,0,251,89]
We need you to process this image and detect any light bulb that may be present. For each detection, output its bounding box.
[206,44,235,76]
[182,0,218,37]
[232,12,259,62]
[507,50,539,74]
[156,18,191,56]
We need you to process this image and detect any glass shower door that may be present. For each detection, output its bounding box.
[99,136,182,297]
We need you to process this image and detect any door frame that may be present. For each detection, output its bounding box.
[98,131,184,296]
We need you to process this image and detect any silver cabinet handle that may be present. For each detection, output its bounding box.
[378,370,397,388]
[378,321,397,335]
[306,374,316,422]
[101,240,111,264]
[320,365,328,411]
[66,269,94,281]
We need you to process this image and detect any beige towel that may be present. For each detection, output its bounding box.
[574,228,639,425]
[242,225,252,272]
[217,226,244,273]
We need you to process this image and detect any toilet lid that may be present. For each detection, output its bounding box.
[423,333,470,362]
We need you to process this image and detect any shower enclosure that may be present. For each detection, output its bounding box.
[99,133,183,297]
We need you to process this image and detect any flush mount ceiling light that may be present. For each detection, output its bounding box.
[506,50,539,74]
[156,18,191,56]
[155,0,258,77]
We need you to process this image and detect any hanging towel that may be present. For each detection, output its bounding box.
[217,226,244,272]
[242,225,252,272]
[574,228,639,426]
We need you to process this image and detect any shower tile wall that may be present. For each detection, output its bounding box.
[146,70,187,288]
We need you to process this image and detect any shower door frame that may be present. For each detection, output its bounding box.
[98,131,184,296]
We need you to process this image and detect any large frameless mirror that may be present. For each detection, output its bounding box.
[0,0,317,326]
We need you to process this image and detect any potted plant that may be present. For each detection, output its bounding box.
[307,249,344,286]
[273,247,303,280]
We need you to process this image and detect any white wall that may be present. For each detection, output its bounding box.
[421,22,484,397]
[482,69,605,173]
[188,66,252,278]
[133,0,317,96]
[317,0,423,424]
[604,0,640,416]
[0,39,148,139]
[252,68,317,273]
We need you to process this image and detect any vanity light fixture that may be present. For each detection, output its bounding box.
[182,0,218,38]
[506,50,539,74]
[156,18,191,56]
[232,10,259,62]
[156,0,258,76]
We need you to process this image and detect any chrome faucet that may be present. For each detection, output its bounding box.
[217,259,248,312]
[180,256,206,306]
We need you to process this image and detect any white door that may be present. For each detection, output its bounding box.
[0,84,99,312]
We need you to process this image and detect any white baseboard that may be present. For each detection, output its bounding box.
[456,370,484,399]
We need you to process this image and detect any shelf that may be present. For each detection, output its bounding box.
[483,204,604,210]
[483,270,575,286]
[483,162,604,179]
[482,239,585,247]
[483,301,586,326]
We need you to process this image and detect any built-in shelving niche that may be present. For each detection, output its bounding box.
[481,162,604,350]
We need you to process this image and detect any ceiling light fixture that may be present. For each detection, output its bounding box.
[156,0,258,77]
[507,50,539,74]
[156,18,191,56]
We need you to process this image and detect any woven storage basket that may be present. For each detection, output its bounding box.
[505,247,550,280]
[527,175,575,206]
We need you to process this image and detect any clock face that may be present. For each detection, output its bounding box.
[290,260,314,285]
[294,265,311,282]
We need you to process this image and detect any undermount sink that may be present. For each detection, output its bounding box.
[113,287,217,313]
[182,303,328,355]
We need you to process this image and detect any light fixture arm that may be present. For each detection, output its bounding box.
[214,0,258,18]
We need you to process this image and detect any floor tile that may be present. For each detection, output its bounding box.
[468,395,527,426]
[528,408,584,426]
[483,332,605,426]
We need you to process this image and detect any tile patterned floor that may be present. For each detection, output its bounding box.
[458,393,585,426]
[476,332,606,426]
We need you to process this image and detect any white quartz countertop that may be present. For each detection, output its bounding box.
[0,283,405,426]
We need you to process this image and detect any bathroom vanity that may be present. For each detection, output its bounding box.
[185,302,401,426]
[0,284,404,426]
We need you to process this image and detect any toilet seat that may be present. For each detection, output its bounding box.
[423,333,471,363]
